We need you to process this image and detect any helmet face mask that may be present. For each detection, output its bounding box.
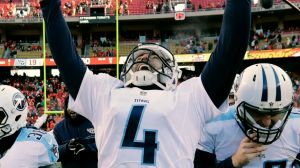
[236,101,293,144]
[0,107,8,125]
[234,63,294,144]
[130,50,165,74]
[121,43,181,91]
[0,85,28,139]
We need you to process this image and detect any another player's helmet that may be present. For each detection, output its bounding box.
[0,85,28,139]
[229,74,240,106]
[121,43,182,91]
[235,63,293,144]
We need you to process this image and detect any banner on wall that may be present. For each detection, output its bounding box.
[0,48,300,67]
[0,59,13,66]
[46,57,117,66]
[174,53,211,63]
[14,59,44,66]
[79,16,115,24]
[245,48,300,60]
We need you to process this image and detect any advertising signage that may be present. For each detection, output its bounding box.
[79,16,115,24]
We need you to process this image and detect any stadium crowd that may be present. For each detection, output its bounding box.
[123,0,300,15]
[1,27,298,58]
[0,0,299,58]
[0,0,41,18]
[0,0,299,18]
[0,0,111,18]
[0,74,66,131]
[249,28,300,50]
[0,37,116,58]
[155,28,300,54]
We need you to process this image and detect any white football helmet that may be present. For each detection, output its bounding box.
[235,63,293,144]
[121,43,182,91]
[0,85,28,139]
[228,74,240,106]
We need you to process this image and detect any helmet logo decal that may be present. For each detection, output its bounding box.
[12,93,27,111]
[234,74,242,92]
[271,66,281,101]
[261,65,268,102]
[87,128,95,134]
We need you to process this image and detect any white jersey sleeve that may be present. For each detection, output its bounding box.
[34,114,48,129]
[177,76,222,125]
[69,68,124,123]
[0,128,59,168]
[292,107,300,114]
[197,108,239,155]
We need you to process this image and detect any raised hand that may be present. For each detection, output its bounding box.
[68,138,86,155]
[232,134,266,168]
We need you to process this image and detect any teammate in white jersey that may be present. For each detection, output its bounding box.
[194,63,300,168]
[40,0,251,166]
[0,85,59,168]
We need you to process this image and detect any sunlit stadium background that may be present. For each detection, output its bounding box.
[0,0,299,138]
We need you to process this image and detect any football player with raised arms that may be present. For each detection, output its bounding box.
[0,85,59,167]
[40,0,251,166]
[194,63,300,168]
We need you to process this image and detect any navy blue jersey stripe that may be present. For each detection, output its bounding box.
[261,65,268,101]
[271,66,281,101]
[199,0,251,108]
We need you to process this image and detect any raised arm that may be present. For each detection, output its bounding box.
[194,149,216,168]
[201,0,251,107]
[40,0,86,99]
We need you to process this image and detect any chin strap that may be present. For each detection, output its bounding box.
[124,70,168,90]
[124,65,181,91]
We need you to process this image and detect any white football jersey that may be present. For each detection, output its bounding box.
[198,107,300,168]
[292,107,300,114]
[68,69,221,168]
[0,127,59,168]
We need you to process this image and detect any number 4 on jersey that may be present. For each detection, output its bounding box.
[121,105,159,165]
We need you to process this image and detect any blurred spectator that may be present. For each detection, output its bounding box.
[53,96,97,168]
[36,102,44,115]
[177,68,196,85]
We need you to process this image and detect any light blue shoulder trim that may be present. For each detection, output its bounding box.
[208,107,236,123]
[289,112,300,119]
[17,128,59,163]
